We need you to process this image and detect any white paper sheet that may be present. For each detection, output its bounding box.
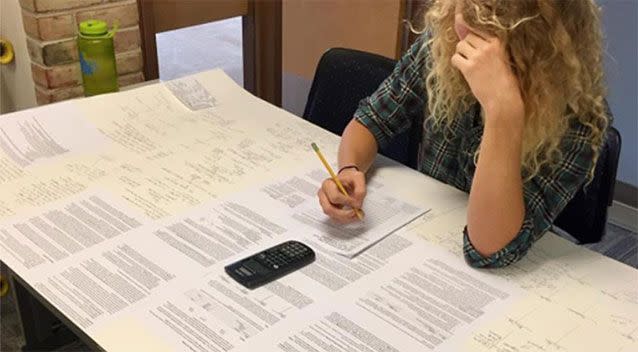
[0,189,148,274]
[252,168,428,257]
[164,76,217,110]
[0,101,108,167]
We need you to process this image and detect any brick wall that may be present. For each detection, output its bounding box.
[19,0,144,105]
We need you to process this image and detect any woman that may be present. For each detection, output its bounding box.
[316,0,609,268]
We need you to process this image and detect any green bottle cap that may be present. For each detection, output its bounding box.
[79,20,108,36]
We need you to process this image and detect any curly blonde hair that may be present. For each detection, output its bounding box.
[423,0,608,180]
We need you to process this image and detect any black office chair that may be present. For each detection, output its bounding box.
[554,127,621,243]
[303,48,422,169]
[302,47,622,244]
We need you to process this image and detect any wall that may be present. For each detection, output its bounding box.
[18,0,145,105]
[1,0,37,113]
[598,0,638,206]
[282,0,402,115]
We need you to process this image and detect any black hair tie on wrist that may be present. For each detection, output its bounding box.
[338,165,360,174]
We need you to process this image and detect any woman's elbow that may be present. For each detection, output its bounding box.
[462,226,532,269]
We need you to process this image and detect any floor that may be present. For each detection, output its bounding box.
[564,224,638,267]
[155,16,312,117]
[2,18,637,352]
[156,17,244,86]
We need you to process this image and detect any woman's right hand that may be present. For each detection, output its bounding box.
[317,168,367,224]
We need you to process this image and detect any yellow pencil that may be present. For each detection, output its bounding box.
[311,142,364,220]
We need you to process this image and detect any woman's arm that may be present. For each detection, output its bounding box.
[317,120,376,224]
[467,108,525,256]
[318,34,429,224]
[452,31,526,257]
[466,118,598,267]
[338,119,378,173]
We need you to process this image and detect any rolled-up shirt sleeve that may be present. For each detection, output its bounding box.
[354,34,429,148]
[463,122,599,268]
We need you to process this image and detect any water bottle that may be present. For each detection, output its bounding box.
[77,20,118,96]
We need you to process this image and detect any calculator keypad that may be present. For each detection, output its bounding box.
[256,242,311,270]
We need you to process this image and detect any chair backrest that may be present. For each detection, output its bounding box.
[554,126,621,243]
[303,48,421,169]
[304,47,621,243]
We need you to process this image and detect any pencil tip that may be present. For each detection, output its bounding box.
[311,142,318,151]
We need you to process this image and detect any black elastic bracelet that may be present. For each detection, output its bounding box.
[338,165,360,174]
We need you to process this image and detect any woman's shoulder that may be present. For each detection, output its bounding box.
[399,31,435,68]
[564,118,593,141]
[550,115,609,181]
[562,113,610,150]
[412,32,433,58]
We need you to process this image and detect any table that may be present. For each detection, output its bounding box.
[1,70,636,352]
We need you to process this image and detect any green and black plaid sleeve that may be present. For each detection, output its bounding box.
[353,34,428,148]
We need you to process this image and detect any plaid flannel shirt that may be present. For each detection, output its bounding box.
[354,34,599,268]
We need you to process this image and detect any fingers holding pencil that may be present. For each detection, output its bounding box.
[319,176,365,222]
[329,169,366,209]
[312,143,365,223]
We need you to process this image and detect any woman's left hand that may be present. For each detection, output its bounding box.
[451,30,525,125]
